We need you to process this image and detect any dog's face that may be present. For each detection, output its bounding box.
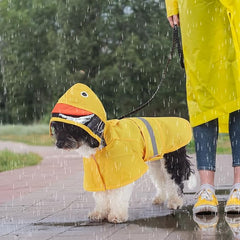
[51,121,99,150]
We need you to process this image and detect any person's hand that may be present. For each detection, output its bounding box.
[167,14,180,28]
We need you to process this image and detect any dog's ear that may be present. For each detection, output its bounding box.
[85,115,105,138]
[68,124,100,148]
[88,136,100,148]
[50,121,61,135]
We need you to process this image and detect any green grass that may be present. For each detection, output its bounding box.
[187,133,231,154]
[0,124,53,146]
[0,149,42,172]
[0,124,232,154]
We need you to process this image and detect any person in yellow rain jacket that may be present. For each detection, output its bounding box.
[165,0,240,214]
[50,83,192,192]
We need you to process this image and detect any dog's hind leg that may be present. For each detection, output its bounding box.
[148,159,168,205]
[88,191,109,221]
[148,159,183,209]
[107,183,134,223]
[165,179,183,209]
[163,146,194,209]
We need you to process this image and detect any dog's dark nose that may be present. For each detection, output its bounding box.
[56,140,65,148]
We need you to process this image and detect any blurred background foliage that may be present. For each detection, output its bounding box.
[0,0,187,124]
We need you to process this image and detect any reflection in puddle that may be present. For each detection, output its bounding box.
[225,214,240,239]
[34,202,240,239]
[130,202,238,239]
[193,213,220,240]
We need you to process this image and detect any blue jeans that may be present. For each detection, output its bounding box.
[193,110,240,171]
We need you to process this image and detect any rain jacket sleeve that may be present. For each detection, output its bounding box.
[165,0,179,17]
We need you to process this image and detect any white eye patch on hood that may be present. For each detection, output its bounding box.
[59,113,94,125]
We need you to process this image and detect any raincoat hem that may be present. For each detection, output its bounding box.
[146,132,192,162]
[190,99,240,133]
[83,168,148,192]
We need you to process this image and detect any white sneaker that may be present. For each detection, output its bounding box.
[225,188,240,213]
[193,189,218,214]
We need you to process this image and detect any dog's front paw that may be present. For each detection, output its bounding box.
[108,213,128,223]
[167,197,183,210]
[88,211,108,222]
[152,195,165,205]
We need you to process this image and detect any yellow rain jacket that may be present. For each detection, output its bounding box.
[165,0,240,133]
[50,83,192,192]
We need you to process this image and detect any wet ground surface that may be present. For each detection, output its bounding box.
[0,141,239,239]
[30,202,239,240]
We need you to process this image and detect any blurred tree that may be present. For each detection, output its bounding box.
[43,0,110,99]
[0,0,57,123]
[93,0,187,119]
[0,63,7,123]
[0,0,188,124]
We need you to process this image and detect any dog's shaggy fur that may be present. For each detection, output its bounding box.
[51,121,194,223]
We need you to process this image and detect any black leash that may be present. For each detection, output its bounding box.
[173,25,184,69]
[118,25,184,120]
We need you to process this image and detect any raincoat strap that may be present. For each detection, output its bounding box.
[137,117,158,156]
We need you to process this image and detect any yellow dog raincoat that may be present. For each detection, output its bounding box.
[165,0,240,132]
[50,83,192,191]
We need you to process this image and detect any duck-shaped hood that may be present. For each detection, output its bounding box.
[49,83,107,145]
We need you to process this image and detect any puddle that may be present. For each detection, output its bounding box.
[130,202,238,239]
[34,202,240,239]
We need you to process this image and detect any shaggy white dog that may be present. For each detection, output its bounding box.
[74,145,195,223]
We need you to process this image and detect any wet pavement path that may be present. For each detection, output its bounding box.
[0,141,239,239]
